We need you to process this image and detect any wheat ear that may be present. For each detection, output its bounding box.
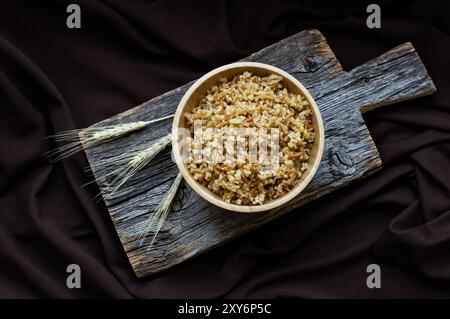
[47,114,174,162]
[139,172,183,248]
[98,134,172,197]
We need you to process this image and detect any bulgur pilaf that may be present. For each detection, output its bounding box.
[184,71,314,205]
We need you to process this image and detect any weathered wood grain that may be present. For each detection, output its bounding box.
[83,29,436,277]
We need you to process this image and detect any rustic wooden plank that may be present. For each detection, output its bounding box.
[83,29,436,277]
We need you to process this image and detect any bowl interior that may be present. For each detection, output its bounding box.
[172,63,324,213]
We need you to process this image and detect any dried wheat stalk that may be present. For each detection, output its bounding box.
[47,114,174,161]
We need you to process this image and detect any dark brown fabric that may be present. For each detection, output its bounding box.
[0,0,449,298]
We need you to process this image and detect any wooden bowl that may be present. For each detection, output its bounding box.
[172,62,324,213]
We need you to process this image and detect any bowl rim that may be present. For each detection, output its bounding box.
[171,62,324,213]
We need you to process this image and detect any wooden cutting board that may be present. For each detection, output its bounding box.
[83,29,436,277]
